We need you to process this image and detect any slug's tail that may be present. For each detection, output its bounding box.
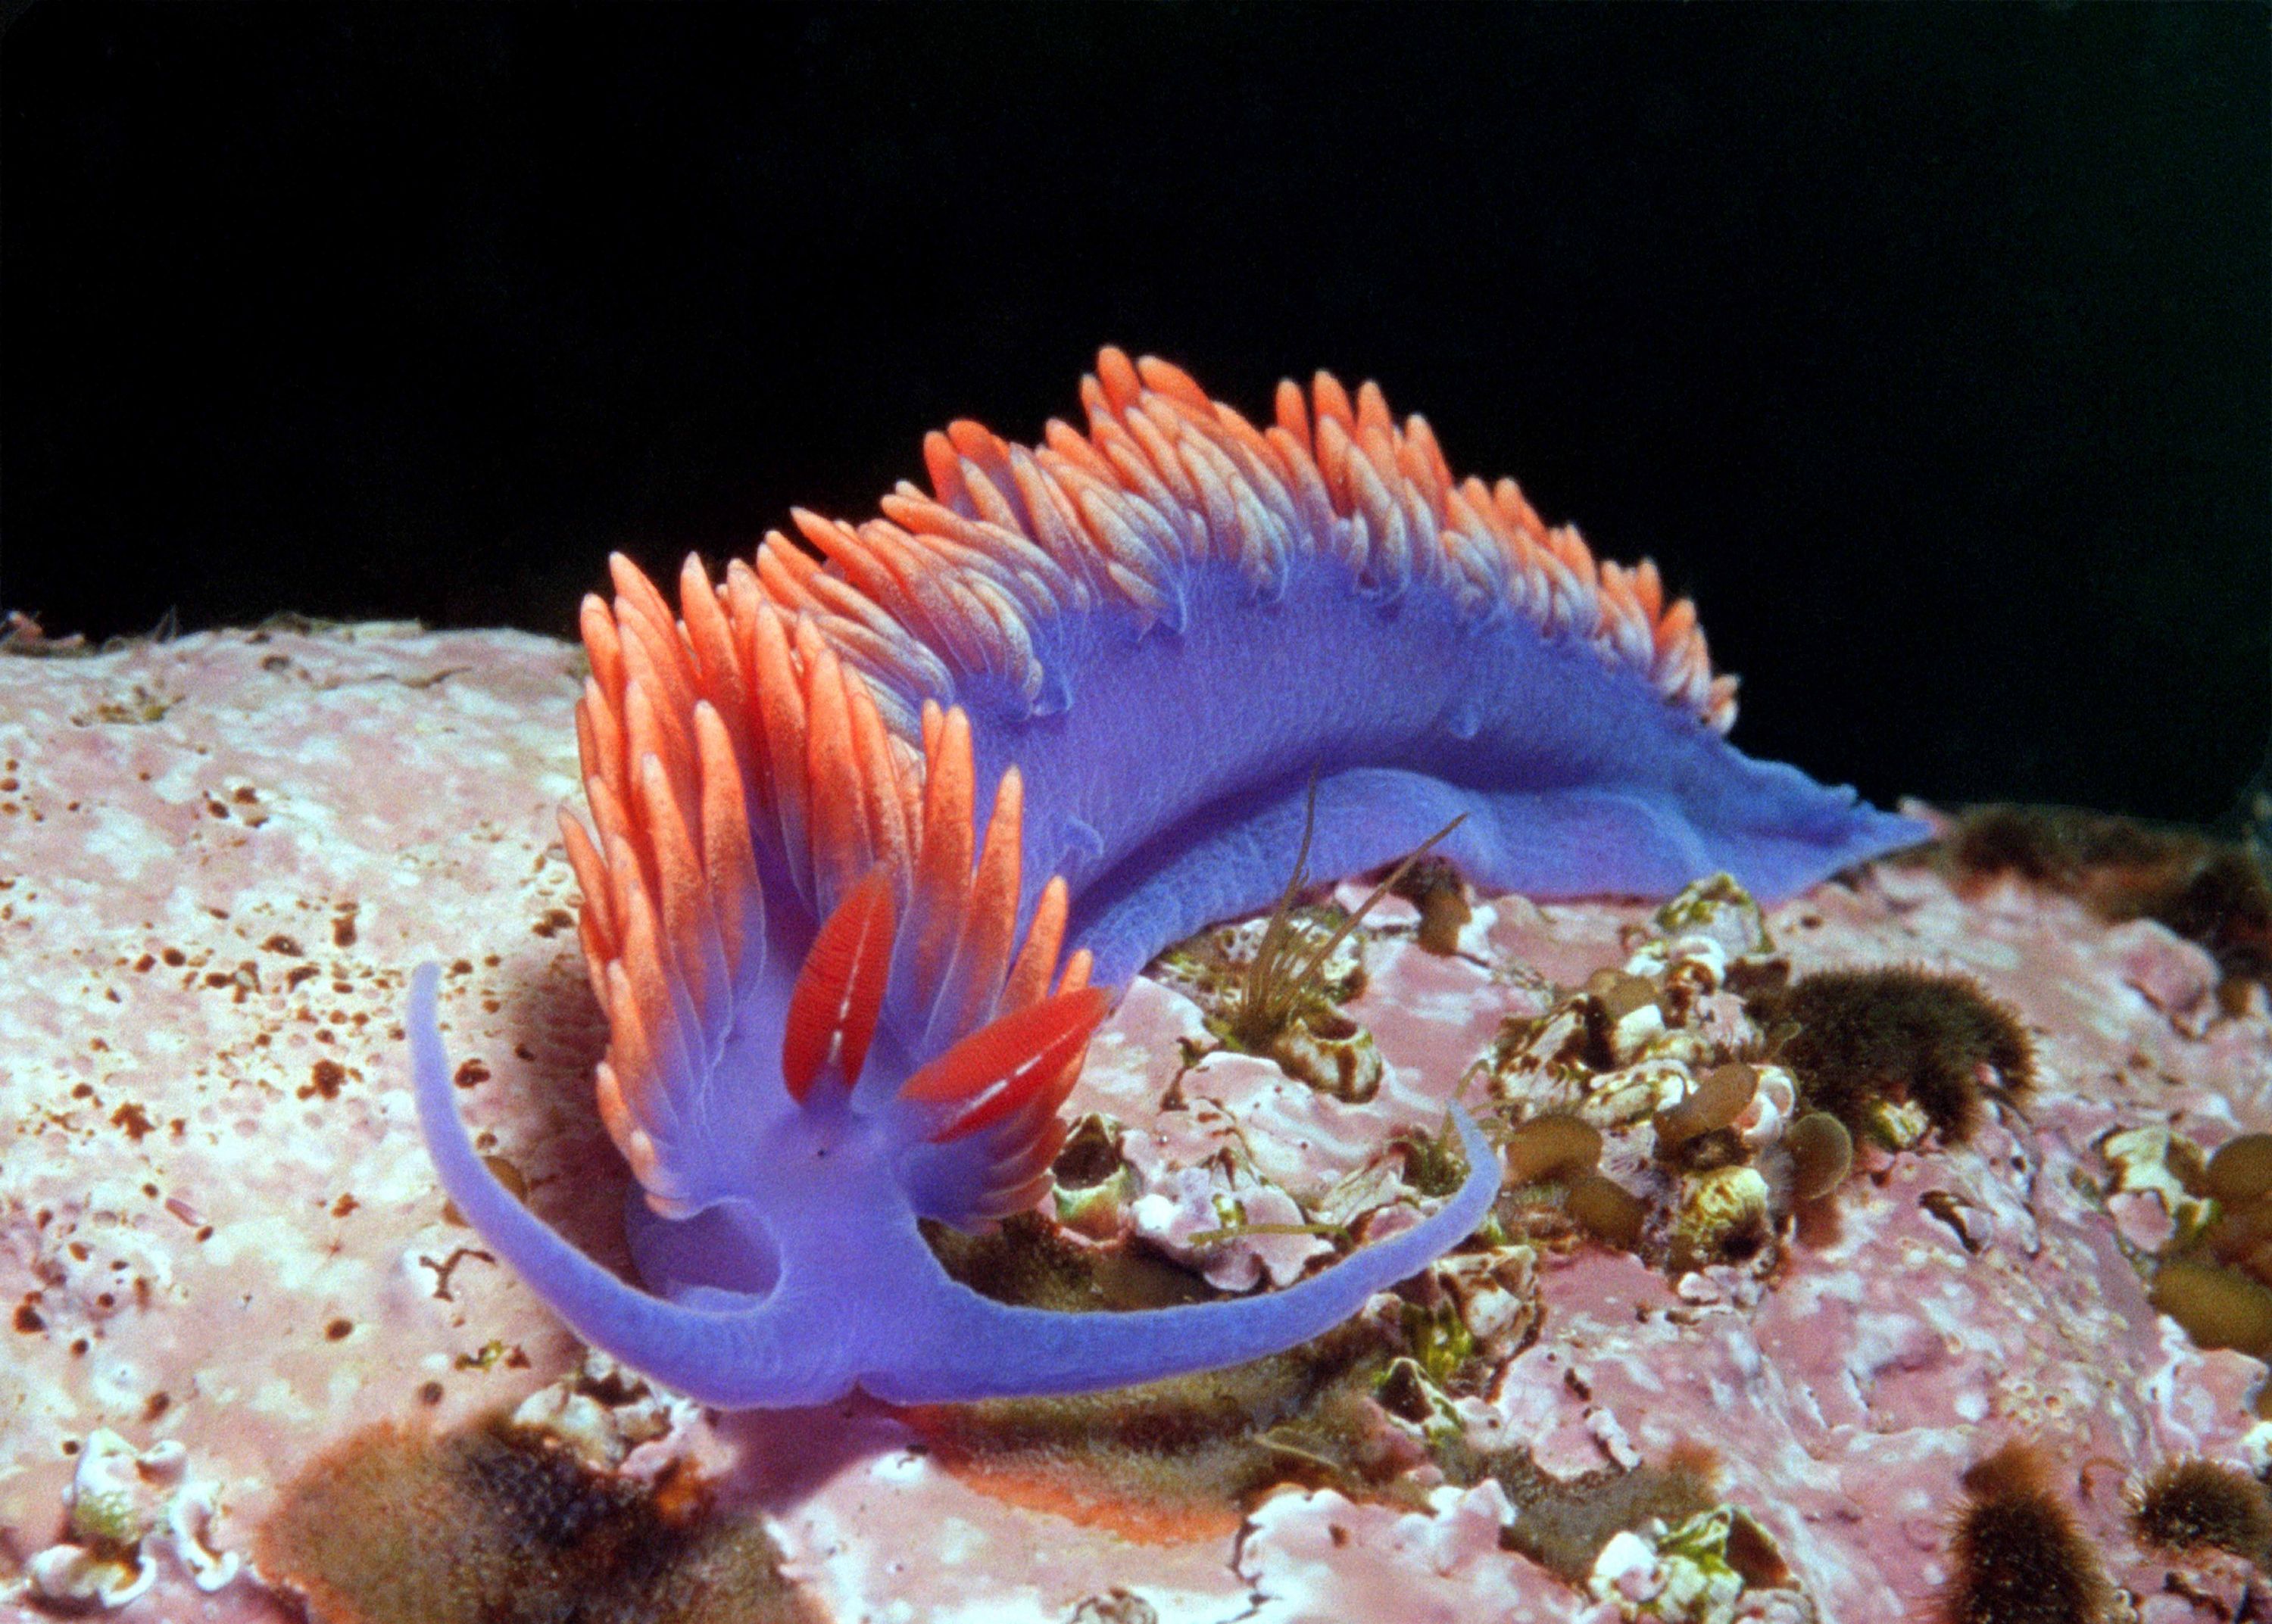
[866,1105,1503,1402]
[409,965,848,1407]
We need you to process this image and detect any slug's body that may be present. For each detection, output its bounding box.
[413,350,1922,1407]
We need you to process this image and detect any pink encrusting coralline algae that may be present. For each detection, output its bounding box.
[4,355,2270,1624]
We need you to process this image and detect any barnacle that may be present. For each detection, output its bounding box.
[1668,1164,1773,1273]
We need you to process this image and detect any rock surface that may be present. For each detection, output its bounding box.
[2,623,2267,1622]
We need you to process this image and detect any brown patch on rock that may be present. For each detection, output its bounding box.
[901,1320,1400,1545]
[1744,965,2032,1146]
[1934,803,2272,987]
[254,1420,823,1624]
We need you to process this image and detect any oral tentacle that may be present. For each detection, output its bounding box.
[862,1106,1502,1402]
[409,965,846,1408]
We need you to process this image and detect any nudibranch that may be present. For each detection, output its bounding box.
[413,348,1924,1408]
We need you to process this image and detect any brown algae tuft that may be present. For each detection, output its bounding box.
[900,1319,1403,1541]
[1425,1434,1722,1584]
[907,1188,1553,1545]
[254,1418,820,1624]
[925,1210,1216,1313]
[1937,1442,2111,1624]
[2130,1456,2272,1563]
[1744,965,2034,1149]
[1933,803,2272,991]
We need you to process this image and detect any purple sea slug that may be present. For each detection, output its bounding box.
[412,348,1924,1407]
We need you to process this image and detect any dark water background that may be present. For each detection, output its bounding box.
[5,5,2265,828]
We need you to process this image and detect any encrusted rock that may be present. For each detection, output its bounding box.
[1429,1243,1540,1362]
[10,629,2272,1623]
[12,1429,239,1611]
[507,1350,691,1471]
[1590,1506,1806,1624]
[1122,1141,1332,1291]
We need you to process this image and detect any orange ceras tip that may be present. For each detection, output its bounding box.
[779,869,897,1099]
[899,985,1112,1142]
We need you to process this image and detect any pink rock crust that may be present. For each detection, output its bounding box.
[2,624,2267,1621]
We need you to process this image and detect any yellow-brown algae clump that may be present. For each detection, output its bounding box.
[1656,1063,1758,1150]
[2149,1258,2272,1358]
[1784,1111,1855,1202]
[1387,854,1473,955]
[2105,1123,2272,1359]
[1566,1171,1649,1248]
[1503,1114,1603,1186]
[2205,1197,2272,1280]
[1500,1113,1647,1250]
[2206,1133,2272,1206]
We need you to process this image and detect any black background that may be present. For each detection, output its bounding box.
[5,4,2266,826]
